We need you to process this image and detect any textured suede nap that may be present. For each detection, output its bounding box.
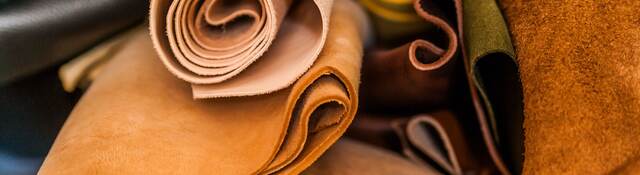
[500,0,640,174]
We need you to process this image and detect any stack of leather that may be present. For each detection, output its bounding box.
[39,0,376,174]
[0,1,147,174]
[20,0,527,174]
[3,0,639,174]
[348,0,523,174]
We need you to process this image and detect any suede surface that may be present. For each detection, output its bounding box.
[462,0,522,173]
[500,0,640,174]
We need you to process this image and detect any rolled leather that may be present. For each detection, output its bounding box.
[150,0,335,98]
[0,0,147,85]
[500,0,640,174]
[39,0,369,174]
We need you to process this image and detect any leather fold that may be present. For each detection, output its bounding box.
[150,0,334,98]
[348,111,494,175]
[357,0,521,174]
[39,0,369,174]
[461,0,522,173]
[359,0,460,111]
[394,112,492,175]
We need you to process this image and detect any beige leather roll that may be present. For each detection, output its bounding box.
[39,0,370,174]
[150,0,334,98]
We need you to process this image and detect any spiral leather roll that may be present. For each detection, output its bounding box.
[150,0,334,98]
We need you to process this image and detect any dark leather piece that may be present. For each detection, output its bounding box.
[0,0,148,85]
[0,64,81,157]
[347,111,498,174]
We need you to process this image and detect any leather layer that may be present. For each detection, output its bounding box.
[0,0,147,85]
[39,0,370,174]
[356,0,521,174]
[150,0,335,98]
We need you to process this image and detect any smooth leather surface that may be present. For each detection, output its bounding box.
[0,0,147,85]
[59,26,141,93]
[150,0,334,98]
[303,138,433,175]
[39,0,369,174]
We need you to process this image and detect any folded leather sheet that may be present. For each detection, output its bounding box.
[392,112,486,174]
[359,0,460,111]
[348,111,495,174]
[302,138,433,175]
[39,0,369,174]
[500,0,640,174]
[0,0,147,85]
[357,0,521,174]
[461,0,522,173]
[150,0,334,98]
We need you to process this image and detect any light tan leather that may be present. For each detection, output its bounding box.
[150,0,334,98]
[303,138,434,175]
[58,26,141,92]
[38,0,369,174]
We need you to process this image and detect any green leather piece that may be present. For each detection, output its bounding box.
[462,0,524,173]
